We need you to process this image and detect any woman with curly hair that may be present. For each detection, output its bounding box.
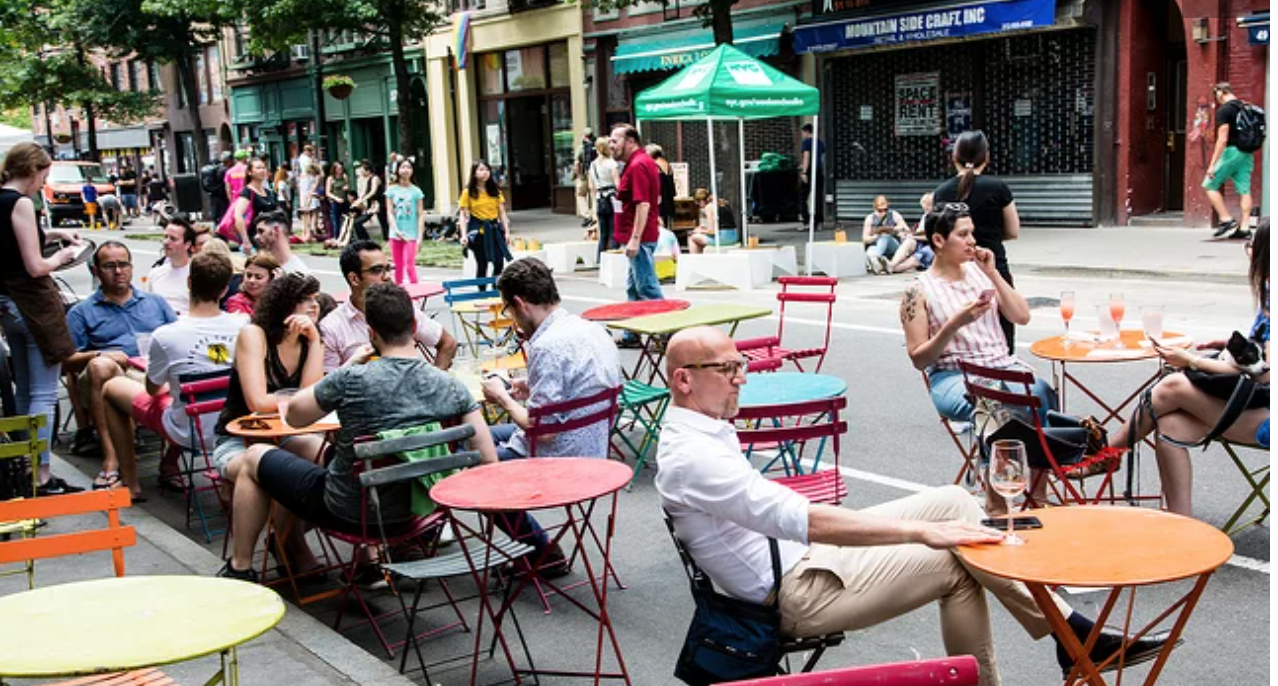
[212,272,326,573]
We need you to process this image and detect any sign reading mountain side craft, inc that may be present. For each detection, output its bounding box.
[895,72,940,136]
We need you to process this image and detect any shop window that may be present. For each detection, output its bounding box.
[208,45,222,101]
[148,61,162,92]
[482,99,506,177]
[551,93,574,186]
[109,63,121,90]
[549,42,570,89]
[479,52,504,95]
[505,47,546,92]
[127,61,140,92]
[195,52,208,105]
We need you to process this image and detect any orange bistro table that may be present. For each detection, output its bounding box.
[959,507,1233,686]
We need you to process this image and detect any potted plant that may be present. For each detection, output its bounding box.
[323,75,356,100]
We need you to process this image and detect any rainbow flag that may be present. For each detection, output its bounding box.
[455,11,472,70]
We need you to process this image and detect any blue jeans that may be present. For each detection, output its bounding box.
[867,234,901,260]
[927,368,1057,424]
[626,242,663,303]
[0,296,60,465]
[488,423,549,551]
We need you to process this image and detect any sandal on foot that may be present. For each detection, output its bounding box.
[91,471,121,490]
[156,473,187,494]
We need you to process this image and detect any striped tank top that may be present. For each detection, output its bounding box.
[915,262,1022,373]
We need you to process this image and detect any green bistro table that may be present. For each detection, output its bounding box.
[0,576,285,685]
[607,303,773,385]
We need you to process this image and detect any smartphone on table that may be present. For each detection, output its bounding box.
[980,516,1043,530]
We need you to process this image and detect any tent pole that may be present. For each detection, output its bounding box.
[707,118,720,252]
[807,114,819,276]
[739,118,748,250]
[637,119,643,140]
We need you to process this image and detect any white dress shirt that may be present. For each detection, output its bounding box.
[655,406,811,604]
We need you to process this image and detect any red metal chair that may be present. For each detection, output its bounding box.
[173,369,233,545]
[736,276,838,372]
[727,656,979,686]
[958,361,1123,509]
[517,384,625,613]
[920,371,983,494]
[736,397,849,505]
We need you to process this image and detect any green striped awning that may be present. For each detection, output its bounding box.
[612,20,786,75]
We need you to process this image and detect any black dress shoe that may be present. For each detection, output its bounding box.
[1058,627,1179,675]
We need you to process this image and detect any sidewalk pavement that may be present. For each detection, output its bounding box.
[503,210,1252,283]
[0,452,415,686]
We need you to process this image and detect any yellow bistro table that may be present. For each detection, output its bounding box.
[607,303,773,385]
[0,576,285,684]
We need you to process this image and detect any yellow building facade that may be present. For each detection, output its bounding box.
[425,3,588,216]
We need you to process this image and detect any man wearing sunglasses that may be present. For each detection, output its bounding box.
[655,326,1170,685]
[320,240,457,371]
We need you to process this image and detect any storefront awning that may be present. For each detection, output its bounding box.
[793,0,1057,55]
[1238,12,1269,45]
[612,19,787,75]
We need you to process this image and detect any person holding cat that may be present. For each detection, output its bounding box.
[1108,217,1269,518]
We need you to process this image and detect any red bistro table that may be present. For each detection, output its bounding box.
[333,281,444,309]
[581,299,690,322]
[431,458,633,685]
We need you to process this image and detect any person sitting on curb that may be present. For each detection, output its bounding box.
[481,258,622,574]
[218,282,498,582]
[862,195,910,275]
[100,251,247,501]
[655,325,1172,686]
[320,240,456,372]
[63,242,177,482]
[253,209,310,275]
[145,215,196,316]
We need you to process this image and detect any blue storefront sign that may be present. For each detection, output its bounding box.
[795,0,1057,54]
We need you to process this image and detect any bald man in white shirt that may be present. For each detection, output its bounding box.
[654,326,1171,686]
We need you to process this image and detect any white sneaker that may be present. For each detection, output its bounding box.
[876,255,890,275]
[864,254,877,275]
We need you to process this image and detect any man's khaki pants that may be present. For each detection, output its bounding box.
[778,485,1071,686]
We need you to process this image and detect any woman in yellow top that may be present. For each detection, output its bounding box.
[458,160,512,283]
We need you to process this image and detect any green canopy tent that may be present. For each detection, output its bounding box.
[634,44,821,264]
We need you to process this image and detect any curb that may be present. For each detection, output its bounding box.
[48,452,416,686]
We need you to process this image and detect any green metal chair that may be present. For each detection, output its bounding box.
[1220,439,1269,535]
[0,414,47,589]
[611,380,671,481]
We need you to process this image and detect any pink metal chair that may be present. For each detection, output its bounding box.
[736,276,838,372]
[727,656,979,686]
[736,397,849,505]
[173,370,233,545]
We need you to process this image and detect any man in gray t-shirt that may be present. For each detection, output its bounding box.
[218,283,497,582]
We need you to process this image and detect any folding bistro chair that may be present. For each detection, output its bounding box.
[172,369,233,544]
[442,277,501,355]
[355,426,534,681]
[664,513,844,676]
[736,276,838,372]
[726,656,979,686]
[959,361,1123,509]
[0,414,46,588]
[611,380,671,480]
[920,371,983,492]
[518,385,624,613]
[736,397,849,505]
[1218,439,1269,535]
[0,489,136,581]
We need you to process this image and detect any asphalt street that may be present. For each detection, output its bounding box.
[50,228,1269,686]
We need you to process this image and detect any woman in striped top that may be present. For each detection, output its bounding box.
[900,203,1055,423]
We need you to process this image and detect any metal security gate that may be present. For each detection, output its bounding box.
[826,27,1098,226]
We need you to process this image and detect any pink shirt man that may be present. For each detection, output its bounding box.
[318,301,445,372]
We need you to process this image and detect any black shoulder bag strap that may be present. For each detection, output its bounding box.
[765,538,782,607]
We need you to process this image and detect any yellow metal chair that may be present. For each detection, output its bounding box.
[0,414,46,590]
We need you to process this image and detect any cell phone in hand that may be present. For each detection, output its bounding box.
[980,516,1043,530]
[976,289,996,305]
[484,372,512,390]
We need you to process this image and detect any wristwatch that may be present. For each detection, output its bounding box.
[1188,356,1200,372]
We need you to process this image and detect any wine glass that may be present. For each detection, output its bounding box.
[1060,291,1076,346]
[1109,293,1126,345]
[988,440,1029,546]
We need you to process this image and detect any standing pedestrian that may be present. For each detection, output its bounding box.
[932,130,1021,348]
[385,158,425,285]
[296,162,321,243]
[609,124,663,347]
[574,129,597,229]
[0,143,86,495]
[201,152,233,227]
[273,164,292,218]
[1205,83,1262,239]
[459,160,512,286]
[589,136,618,259]
[348,160,381,242]
[223,151,249,225]
[225,157,278,254]
[799,123,825,229]
[647,144,676,233]
[117,163,138,219]
[326,161,351,242]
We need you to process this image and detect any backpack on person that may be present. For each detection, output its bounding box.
[1233,102,1267,153]
[200,163,223,194]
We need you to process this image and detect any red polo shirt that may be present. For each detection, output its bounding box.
[614,148,661,245]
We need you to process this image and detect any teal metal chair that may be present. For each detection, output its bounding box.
[442,277,502,355]
[612,380,671,481]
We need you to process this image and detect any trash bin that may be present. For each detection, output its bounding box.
[170,174,204,217]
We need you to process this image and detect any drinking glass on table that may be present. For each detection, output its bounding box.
[276,388,299,427]
[135,333,152,362]
[1060,291,1076,346]
[988,440,1029,546]
[1096,305,1118,344]
[1109,293,1126,338]
[1141,305,1165,342]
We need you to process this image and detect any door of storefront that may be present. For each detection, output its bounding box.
[508,96,551,210]
[1165,56,1187,211]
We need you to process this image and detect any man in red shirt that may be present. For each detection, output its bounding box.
[610,124,664,321]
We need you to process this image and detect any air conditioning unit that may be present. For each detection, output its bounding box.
[291,44,309,60]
